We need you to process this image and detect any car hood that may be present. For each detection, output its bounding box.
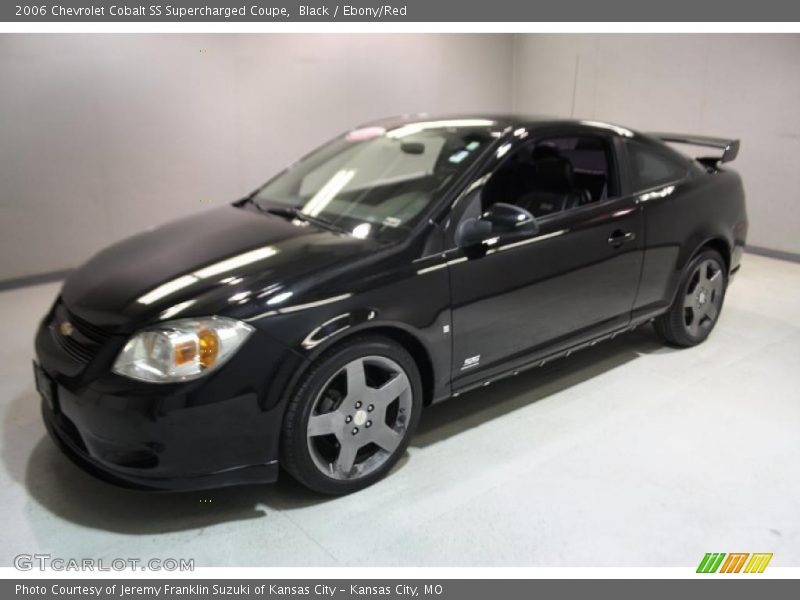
[60,205,380,331]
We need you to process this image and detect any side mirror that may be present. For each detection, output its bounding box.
[455,202,538,248]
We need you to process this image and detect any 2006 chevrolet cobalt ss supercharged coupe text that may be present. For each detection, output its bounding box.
[34,115,747,495]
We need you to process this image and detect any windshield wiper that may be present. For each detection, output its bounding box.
[265,206,350,235]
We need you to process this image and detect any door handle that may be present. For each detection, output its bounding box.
[607,230,636,247]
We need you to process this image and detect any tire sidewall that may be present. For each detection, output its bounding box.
[282,336,423,495]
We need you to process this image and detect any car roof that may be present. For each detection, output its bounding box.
[358,113,653,142]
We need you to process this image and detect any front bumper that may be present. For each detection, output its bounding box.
[41,395,279,490]
[34,309,305,491]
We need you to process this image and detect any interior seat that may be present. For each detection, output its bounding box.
[516,148,588,217]
[482,149,539,208]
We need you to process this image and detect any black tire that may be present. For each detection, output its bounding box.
[280,335,423,495]
[654,248,727,347]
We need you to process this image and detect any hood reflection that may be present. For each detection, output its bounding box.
[137,245,279,305]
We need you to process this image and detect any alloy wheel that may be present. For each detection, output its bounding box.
[306,355,413,480]
[683,258,724,337]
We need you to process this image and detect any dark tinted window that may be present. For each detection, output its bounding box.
[541,136,618,201]
[483,135,616,219]
[627,142,689,191]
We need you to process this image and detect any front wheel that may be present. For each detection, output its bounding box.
[654,249,727,347]
[280,336,423,495]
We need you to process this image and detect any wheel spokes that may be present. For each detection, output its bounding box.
[704,301,719,322]
[334,439,360,475]
[685,309,699,335]
[371,423,402,452]
[683,258,723,337]
[307,355,413,481]
[708,269,723,294]
[308,412,340,437]
[345,358,366,398]
[373,372,410,407]
[699,261,710,284]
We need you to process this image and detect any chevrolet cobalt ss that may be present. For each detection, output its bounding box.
[35,116,747,495]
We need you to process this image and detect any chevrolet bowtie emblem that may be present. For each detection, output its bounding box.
[59,321,74,337]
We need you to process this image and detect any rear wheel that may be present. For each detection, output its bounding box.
[654,249,727,347]
[280,336,422,495]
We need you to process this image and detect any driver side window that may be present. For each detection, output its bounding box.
[482,135,617,219]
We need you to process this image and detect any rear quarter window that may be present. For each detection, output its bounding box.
[626,141,690,192]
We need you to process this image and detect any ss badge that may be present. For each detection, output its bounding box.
[461,355,481,371]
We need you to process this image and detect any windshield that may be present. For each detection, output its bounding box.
[250,119,499,241]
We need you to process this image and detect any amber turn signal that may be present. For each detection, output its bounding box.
[198,329,220,368]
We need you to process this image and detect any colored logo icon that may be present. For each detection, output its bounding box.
[697,553,773,573]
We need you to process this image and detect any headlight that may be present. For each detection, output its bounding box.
[112,317,254,383]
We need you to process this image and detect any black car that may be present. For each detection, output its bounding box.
[34,115,747,495]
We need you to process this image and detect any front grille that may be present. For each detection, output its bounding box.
[54,331,94,363]
[50,301,112,364]
[68,310,109,342]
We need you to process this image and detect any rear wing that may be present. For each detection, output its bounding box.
[647,132,740,166]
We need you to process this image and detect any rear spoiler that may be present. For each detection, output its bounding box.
[648,132,740,166]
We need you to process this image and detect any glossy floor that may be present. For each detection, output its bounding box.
[1,253,798,567]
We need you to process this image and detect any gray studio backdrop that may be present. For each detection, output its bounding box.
[0,34,798,283]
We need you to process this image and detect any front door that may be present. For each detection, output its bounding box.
[447,130,643,390]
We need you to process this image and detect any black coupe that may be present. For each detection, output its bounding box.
[34,115,747,494]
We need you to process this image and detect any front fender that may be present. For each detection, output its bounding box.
[246,257,453,411]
